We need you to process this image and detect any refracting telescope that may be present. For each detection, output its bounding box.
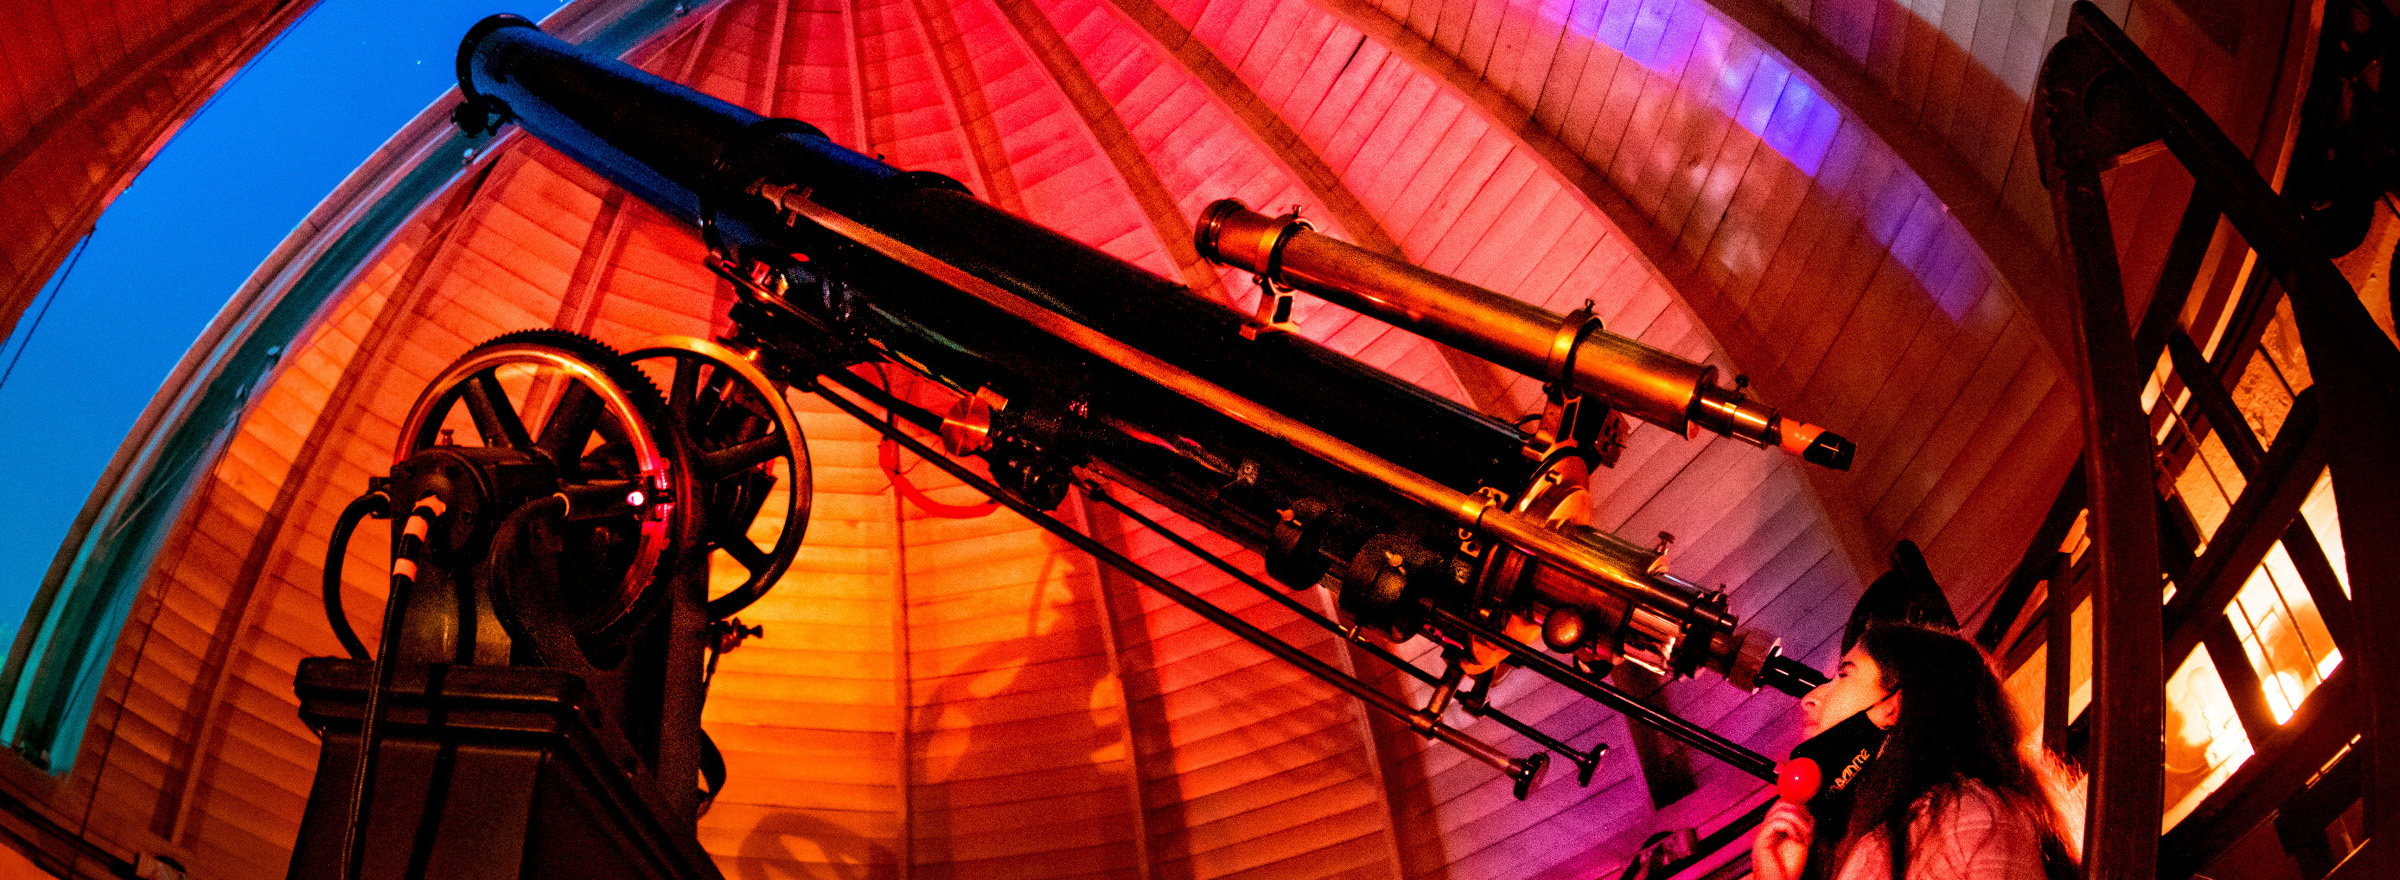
[291,16,1859,876]
[1195,200,1856,470]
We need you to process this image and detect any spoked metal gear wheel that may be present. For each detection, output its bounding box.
[395,330,685,641]
[625,337,811,621]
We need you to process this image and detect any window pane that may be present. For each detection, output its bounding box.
[2228,312,2302,447]
[2070,595,2093,720]
[2164,647,2252,829]
[2230,545,2339,724]
[2004,643,2048,744]
[2297,470,2348,598]
[2167,423,2246,542]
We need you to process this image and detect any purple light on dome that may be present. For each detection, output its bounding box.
[1557,0,1987,317]
[1575,0,1840,176]
[1750,54,1840,177]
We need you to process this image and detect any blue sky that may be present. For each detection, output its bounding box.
[0,1,568,651]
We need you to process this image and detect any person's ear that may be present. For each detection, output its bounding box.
[1868,690,1901,728]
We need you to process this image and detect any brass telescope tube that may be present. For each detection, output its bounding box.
[1197,199,1856,470]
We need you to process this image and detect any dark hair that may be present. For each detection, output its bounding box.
[1813,623,2079,880]
[1840,540,1957,654]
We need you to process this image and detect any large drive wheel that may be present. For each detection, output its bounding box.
[626,337,811,621]
[396,330,681,639]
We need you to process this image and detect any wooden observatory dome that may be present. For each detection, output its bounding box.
[0,0,2327,878]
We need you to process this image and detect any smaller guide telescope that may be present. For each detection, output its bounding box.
[1197,200,1856,470]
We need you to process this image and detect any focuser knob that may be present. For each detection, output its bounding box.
[1266,500,1335,588]
[1337,534,1446,636]
[1542,606,1589,652]
[1509,751,1551,801]
[940,391,996,455]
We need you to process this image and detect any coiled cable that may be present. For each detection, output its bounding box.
[321,492,390,662]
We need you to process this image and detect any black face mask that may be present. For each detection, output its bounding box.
[1790,706,1889,801]
[1783,700,1893,845]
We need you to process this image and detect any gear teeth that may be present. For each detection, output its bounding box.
[480,327,618,352]
[467,329,668,416]
[430,327,684,645]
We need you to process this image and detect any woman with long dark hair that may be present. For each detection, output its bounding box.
[1751,623,2081,880]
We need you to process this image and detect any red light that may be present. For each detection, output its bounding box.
[1776,759,1822,803]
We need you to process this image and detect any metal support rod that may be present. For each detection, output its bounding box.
[1423,605,1775,781]
[1076,483,1420,677]
[1459,681,1609,785]
[1081,480,1612,782]
[810,380,1542,785]
[780,192,1727,633]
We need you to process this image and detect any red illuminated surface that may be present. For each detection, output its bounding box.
[0,0,2311,877]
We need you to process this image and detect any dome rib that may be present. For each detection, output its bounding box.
[1056,496,1164,879]
[901,0,1031,210]
[763,0,798,118]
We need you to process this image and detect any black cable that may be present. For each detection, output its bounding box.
[479,495,583,671]
[870,363,924,477]
[0,230,92,394]
[322,492,389,662]
[341,495,445,880]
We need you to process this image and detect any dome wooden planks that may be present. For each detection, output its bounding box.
[0,0,319,343]
[0,0,2321,878]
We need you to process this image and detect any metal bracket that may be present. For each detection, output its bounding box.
[1534,301,1606,455]
[707,618,764,656]
[701,190,798,305]
[1241,209,1311,339]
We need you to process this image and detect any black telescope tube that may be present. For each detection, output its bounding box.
[456,15,1528,500]
[459,14,897,223]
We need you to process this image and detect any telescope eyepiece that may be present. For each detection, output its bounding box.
[1773,419,1855,471]
[1690,382,1853,471]
[1753,652,1829,698]
[1802,431,1856,470]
